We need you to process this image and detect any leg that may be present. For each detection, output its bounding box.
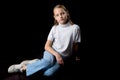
[26,51,55,76]
[43,62,61,77]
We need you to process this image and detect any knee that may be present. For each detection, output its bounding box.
[43,64,61,77]
[43,71,54,77]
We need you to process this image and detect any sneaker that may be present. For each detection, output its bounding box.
[8,59,39,73]
[20,59,39,66]
[8,64,22,73]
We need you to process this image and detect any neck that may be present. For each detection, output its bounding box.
[59,22,71,27]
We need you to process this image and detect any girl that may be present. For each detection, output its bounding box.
[8,4,81,77]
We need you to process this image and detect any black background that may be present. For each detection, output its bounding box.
[0,1,89,62]
[0,0,92,79]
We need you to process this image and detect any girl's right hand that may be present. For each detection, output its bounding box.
[55,54,64,65]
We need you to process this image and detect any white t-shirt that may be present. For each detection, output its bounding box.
[47,22,81,58]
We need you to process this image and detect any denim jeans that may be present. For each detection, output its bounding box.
[26,51,61,77]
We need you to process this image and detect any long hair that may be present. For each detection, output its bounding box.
[53,4,73,25]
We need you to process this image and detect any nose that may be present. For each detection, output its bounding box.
[59,14,63,17]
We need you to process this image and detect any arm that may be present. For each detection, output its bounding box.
[73,42,80,61]
[44,40,64,65]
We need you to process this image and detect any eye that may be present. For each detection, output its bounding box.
[56,14,59,17]
[54,13,59,17]
[62,12,65,15]
[61,12,65,15]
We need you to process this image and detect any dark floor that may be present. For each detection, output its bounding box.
[1,59,81,80]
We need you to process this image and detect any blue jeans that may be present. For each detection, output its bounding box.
[26,51,61,77]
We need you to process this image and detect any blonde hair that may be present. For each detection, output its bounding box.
[53,4,73,25]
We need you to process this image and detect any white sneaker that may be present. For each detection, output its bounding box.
[8,64,22,73]
[8,59,39,73]
[20,59,39,66]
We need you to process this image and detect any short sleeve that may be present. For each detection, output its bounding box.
[74,25,81,43]
[47,26,55,41]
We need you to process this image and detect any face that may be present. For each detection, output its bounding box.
[54,8,68,24]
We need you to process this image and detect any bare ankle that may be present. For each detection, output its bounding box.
[21,65,26,71]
